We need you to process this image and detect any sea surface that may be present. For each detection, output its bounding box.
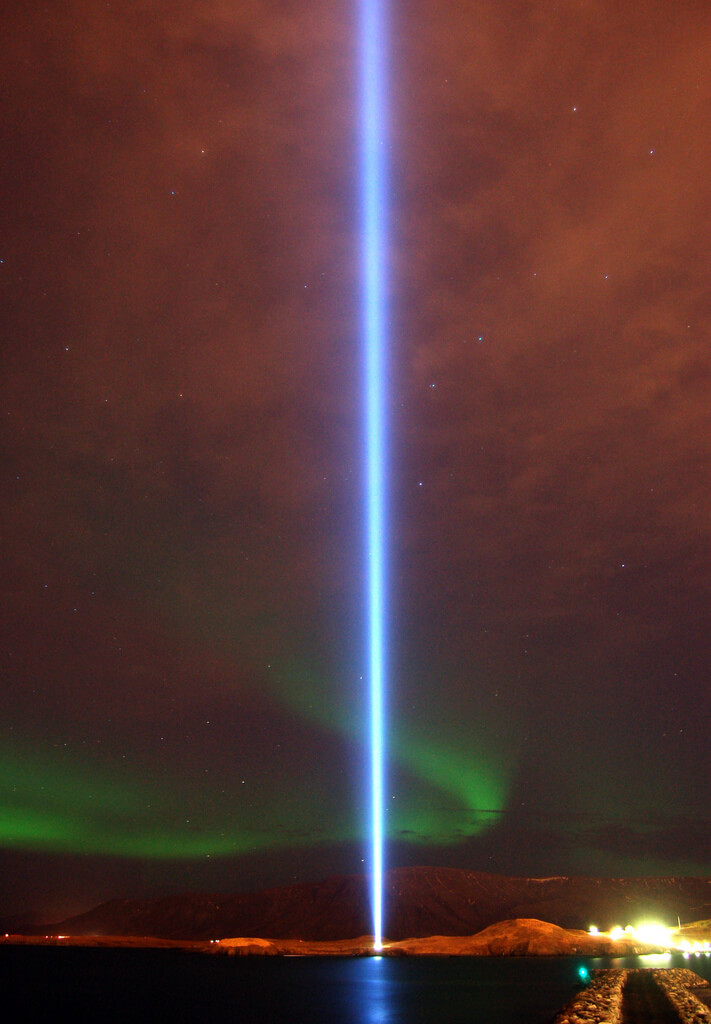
[2,947,710,1023]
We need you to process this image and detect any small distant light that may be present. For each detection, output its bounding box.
[578,966,590,983]
[588,925,599,935]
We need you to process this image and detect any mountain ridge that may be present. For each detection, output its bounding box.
[37,866,711,942]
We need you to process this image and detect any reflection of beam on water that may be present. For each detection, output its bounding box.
[356,956,393,1024]
[358,0,389,953]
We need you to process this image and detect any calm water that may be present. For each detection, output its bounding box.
[2,947,710,1023]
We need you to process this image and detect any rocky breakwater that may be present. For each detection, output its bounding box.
[552,969,627,1024]
[651,969,711,1023]
[554,969,711,1024]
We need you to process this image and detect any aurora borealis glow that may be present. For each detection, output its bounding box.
[1,0,710,919]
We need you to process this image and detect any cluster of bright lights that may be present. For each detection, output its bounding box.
[634,923,674,947]
[589,922,711,956]
[359,0,388,953]
[678,941,711,957]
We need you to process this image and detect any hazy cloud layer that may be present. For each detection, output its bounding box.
[0,0,708,912]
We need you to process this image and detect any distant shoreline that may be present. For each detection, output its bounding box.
[3,916,699,957]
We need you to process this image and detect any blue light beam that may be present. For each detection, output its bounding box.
[359,0,388,952]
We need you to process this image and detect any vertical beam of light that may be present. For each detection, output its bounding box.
[359,0,388,952]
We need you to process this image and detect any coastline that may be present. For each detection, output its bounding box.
[0,917,680,957]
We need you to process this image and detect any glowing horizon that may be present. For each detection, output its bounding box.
[359,0,388,951]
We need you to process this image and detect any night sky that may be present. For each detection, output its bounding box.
[1,0,709,920]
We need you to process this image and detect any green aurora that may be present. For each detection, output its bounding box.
[0,448,514,860]
[0,710,512,859]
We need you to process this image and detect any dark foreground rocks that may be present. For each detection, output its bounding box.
[553,969,711,1024]
[652,969,711,1023]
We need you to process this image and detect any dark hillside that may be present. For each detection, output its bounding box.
[43,867,710,941]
